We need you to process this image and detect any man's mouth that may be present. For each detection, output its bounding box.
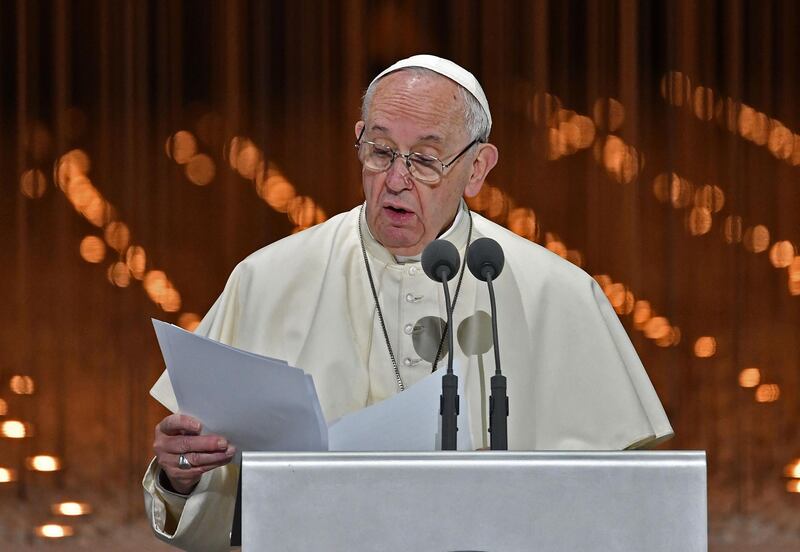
[382,205,415,222]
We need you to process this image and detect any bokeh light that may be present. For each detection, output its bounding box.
[656,326,681,347]
[694,337,717,358]
[143,270,168,302]
[507,207,539,241]
[714,97,740,132]
[234,140,262,180]
[27,455,61,472]
[768,124,794,159]
[739,368,761,388]
[670,176,694,208]
[159,287,182,313]
[104,221,131,252]
[10,375,34,394]
[35,524,74,538]
[125,245,147,279]
[687,207,712,236]
[692,86,714,120]
[20,168,48,199]
[0,467,17,483]
[633,300,652,329]
[261,166,297,213]
[694,185,725,213]
[52,502,92,516]
[107,262,131,288]
[165,131,197,164]
[178,313,201,332]
[652,173,674,203]
[723,215,743,244]
[1,420,31,439]
[783,460,800,479]
[288,196,318,228]
[643,316,670,340]
[185,154,216,186]
[742,225,770,253]
[755,383,780,403]
[789,258,800,296]
[769,241,795,268]
[661,71,691,107]
[792,134,800,166]
[592,97,625,132]
[79,236,106,264]
[545,233,567,258]
[54,149,90,189]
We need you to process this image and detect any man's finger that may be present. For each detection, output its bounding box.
[162,434,229,455]
[170,446,236,469]
[158,414,202,436]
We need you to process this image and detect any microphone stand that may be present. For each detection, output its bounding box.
[438,266,459,451]
[484,271,508,450]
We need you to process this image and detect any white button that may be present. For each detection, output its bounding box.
[408,266,418,276]
[403,357,421,366]
[406,293,423,303]
[403,357,412,366]
[404,324,414,335]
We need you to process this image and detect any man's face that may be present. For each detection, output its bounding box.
[357,71,489,257]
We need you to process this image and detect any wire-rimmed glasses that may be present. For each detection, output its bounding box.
[355,127,481,185]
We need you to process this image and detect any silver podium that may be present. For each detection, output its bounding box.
[242,451,707,551]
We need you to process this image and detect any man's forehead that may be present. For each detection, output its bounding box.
[368,123,446,144]
[367,72,465,138]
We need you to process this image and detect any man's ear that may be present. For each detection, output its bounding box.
[355,121,365,140]
[464,143,499,197]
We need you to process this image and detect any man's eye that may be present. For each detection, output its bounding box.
[371,146,393,158]
[411,155,438,168]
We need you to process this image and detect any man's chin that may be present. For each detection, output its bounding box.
[374,228,424,256]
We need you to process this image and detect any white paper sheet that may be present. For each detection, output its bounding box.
[328,362,472,451]
[152,319,328,452]
[152,319,471,453]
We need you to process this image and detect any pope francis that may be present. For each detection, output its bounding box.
[143,54,673,551]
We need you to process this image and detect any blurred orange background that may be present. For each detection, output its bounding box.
[1,1,799,549]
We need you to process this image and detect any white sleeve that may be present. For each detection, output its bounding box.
[142,457,239,551]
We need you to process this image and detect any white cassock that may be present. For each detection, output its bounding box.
[142,202,673,551]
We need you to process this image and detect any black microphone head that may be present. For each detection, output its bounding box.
[421,239,460,282]
[467,237,505,281]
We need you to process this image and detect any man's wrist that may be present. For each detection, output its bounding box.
[157,468,197,497]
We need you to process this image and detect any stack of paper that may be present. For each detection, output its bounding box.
[152,320,471,453]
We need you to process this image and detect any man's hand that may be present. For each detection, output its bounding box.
[153,413,236,495]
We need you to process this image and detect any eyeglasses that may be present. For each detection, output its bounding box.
[354,127,481,185]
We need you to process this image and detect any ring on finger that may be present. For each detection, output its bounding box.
[177,453,193,470]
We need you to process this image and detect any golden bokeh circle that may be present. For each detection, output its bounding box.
[20,169,48,199]
[694,336,717,358]
[79,236,106,264]
[166,131,198,164]
[185,154,216,186]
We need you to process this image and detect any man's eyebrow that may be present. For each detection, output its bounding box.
[369,124,389,132]
[417,134,443,143]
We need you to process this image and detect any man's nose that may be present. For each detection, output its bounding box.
[384,156,413,192]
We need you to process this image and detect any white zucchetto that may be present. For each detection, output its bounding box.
[369,54,492,132]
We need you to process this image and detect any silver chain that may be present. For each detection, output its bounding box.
[358,204,472,391]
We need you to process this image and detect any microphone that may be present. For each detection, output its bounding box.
[421,239,460,451]
[467,237,509,451]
